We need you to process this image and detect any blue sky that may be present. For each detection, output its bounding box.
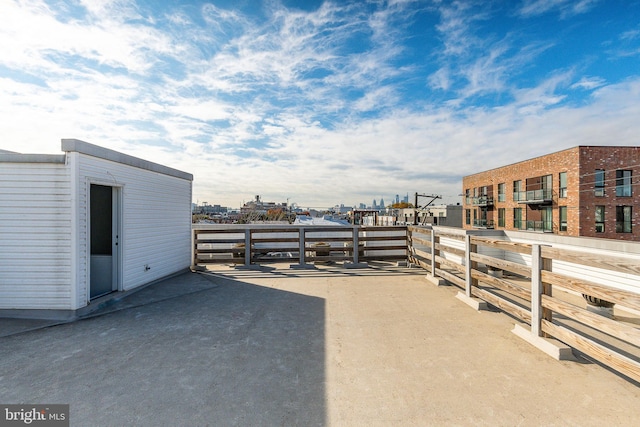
[2,0,640,209]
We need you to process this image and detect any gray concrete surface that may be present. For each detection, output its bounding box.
[1,263,639,426]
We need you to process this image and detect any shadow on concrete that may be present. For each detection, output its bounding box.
[0,272,326,426]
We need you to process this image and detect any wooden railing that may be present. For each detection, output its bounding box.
[192,224,640,382]
[408,225,640,384]
[193,225,407,267]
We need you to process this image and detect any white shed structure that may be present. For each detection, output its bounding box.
[0,139,193,318]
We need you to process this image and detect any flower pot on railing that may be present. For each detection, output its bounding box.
[311,242,332,264]
[311,242,331,256]
[582,294,615,318]
[232,243,245,258]
[344,242,365,257]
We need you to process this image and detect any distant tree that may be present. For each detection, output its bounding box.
[192,214,208,223]
[266,208,285,221]
[391,202,414,209]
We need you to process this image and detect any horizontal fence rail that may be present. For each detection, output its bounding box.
[192,223,640,383]
[406,225,640,384]
[193,224,407,267]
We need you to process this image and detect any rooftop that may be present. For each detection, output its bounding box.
[1,262,638,426]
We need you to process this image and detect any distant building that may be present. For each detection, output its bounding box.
[240,195,287,215]
[351,209,380,225]
[332,204,352,214]
[194,203,228,215]
[462,146,640,240]
[395,205,462,227]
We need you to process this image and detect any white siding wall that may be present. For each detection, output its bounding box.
[0,163,72,309]
[74,153,191,305]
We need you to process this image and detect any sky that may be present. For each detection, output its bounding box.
[1,0,640,209]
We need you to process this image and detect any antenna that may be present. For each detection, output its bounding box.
[413,193,442,225]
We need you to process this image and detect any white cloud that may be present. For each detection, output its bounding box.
[518,0,599,18]
[571,76,606,90]
[1,0,639,209]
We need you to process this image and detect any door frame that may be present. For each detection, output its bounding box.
[87,180,123,302]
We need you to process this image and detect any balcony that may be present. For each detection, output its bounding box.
[526,220,553,232]
[513,220,553,232]
[472,219,494,229]
[471,195,494,206]
[515,189,553,204]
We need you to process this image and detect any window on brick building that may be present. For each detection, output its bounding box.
[559,172,567,198]
[513,180,522,201]
[498,208,505,227]
[513,207,522,229]
[595,169,605,197]
[616,170,632,197]
[465,189,470,205]
[559,206,567,231]
[542,207,553,232]
[616,206,632,233]
[595,205,605,233]
[498,183,505,202]
[465,209,470,225]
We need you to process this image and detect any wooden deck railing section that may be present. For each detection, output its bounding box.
[407,225,640,383]
[193,225,407,266]
[192,224,640,383]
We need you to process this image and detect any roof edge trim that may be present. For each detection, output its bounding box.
[0,153,66,164]
[61,139,193,181]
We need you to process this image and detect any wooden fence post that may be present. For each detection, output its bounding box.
[464,234,478,298]
[531,244,543,337]
[244,229,251,267]
[352,227,359,265]
[431,228,439,277]
[513,243,572,360]
[192,229,197,269]
[542,255,553,337]
[406,227,412,264]
[299,227,306,265]
[465,235,472,298]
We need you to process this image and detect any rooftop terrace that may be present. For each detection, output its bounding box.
[1,262,639,426]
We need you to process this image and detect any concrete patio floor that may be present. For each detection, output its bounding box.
[1,262,639,426]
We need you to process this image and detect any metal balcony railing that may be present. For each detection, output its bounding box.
[473,219,494,229]
[525,220,553,232]
[515,189,553,204]
[471,196,493,206]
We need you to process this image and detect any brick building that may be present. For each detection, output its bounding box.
[462,146,640,240]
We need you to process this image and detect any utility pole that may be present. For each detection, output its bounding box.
[413,192,442,225]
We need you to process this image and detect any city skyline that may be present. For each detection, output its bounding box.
[2,1,640,208]
[196,192,415,210]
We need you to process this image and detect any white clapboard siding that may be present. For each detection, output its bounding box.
[0,162,73,309]
[73,152,192,301]
[2,141,192,312]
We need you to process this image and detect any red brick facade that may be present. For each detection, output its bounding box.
[462,146,640,241]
